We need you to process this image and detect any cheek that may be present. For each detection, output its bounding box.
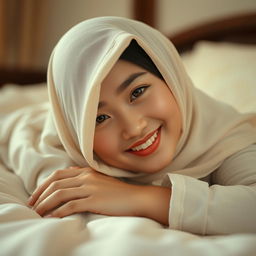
[149,89,182,132]
[150,91,174,117]
[93,128,118,160]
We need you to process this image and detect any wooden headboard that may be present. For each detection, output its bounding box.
[1,7,256,86]
[169,12,256,53]
[0,68,46,87]
[133,1,256,52]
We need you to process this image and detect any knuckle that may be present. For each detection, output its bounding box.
[54,189,65,199]
[66,201,77,211]
[50,181,60,190]
[81,167,94,173]
[77,169,99,184]
[78,173,86,182]
[87,172,98,180]
[53,169,64,178]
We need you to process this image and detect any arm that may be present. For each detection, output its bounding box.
[28,166,171,225]
[137,185,171,226]
[168,144,256,235]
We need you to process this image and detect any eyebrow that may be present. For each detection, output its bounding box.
[98,71,147,109]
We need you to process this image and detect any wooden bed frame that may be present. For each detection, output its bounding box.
[0,6,256,86]
[0,68,46,87]
[169,12,256,53]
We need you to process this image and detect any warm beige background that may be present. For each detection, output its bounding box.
[157,0,256,34]
[1,0,256,70]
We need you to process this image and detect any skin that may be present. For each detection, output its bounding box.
[94,60,182,173]
[28,60,182,226]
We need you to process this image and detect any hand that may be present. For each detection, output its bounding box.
[27,167,144,218]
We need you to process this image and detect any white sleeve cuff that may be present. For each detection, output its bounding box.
[167,173,210,235]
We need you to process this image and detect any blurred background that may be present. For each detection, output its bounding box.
[0,0,256,85]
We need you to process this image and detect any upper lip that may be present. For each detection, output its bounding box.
[126,127,159,150]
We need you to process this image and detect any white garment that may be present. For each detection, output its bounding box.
[168,144,256,235]
[1,17,256,235]
[46,16,256,235]
[2,105,255,235]
[47,16,256,184]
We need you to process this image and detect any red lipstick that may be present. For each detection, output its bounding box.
[127,127,161,157]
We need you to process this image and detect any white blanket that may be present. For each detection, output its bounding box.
[1,157,256,256]
[1,41,256,256]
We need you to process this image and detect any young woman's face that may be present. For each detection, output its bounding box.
[93,60,182,173]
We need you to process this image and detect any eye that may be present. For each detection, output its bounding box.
[96,114,110,125]
[130,85,149,102]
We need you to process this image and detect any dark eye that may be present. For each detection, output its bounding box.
[130,85,149,101]
[96,114,109,124]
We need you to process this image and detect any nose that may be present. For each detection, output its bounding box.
[121,111,147,140]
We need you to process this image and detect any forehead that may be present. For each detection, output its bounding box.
[101,60,146,88]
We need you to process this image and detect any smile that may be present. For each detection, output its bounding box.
[127,127,161,157]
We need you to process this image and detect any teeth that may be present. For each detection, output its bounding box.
[131,131,158,152]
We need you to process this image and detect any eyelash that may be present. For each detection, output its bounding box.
[130,85,149,102]
[96,114,109,124]
[96,85,150,125]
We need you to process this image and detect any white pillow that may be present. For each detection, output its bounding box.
[181,41,256,113]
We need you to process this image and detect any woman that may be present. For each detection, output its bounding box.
[27,17,256,235]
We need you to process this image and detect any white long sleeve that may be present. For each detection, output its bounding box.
[168,144,256,235]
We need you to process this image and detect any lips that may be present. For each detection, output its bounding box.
[126,127,161,157]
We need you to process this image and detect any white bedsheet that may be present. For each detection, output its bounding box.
[1,160,256,256]
[1,41,256,256]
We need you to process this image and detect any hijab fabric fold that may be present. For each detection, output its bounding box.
[47,16,256,185]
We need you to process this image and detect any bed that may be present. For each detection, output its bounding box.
[0,12,256,256]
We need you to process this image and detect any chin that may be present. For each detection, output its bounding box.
[145,153,174,173]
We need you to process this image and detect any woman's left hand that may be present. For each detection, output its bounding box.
[27,166,144,218]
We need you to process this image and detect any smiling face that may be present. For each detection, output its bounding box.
[93,59,182,173]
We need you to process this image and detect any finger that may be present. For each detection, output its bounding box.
[68,166,81,169]
[32,176,83,209]
[28,168,84,206]
[50,198,91,218]
[34,187,88,216]
[32,167,95,208]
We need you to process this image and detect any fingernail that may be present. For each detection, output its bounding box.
[27,196,33,206]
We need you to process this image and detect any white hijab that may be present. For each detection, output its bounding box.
[47,16,256,185]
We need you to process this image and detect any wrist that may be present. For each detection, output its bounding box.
[133,185,171,226]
